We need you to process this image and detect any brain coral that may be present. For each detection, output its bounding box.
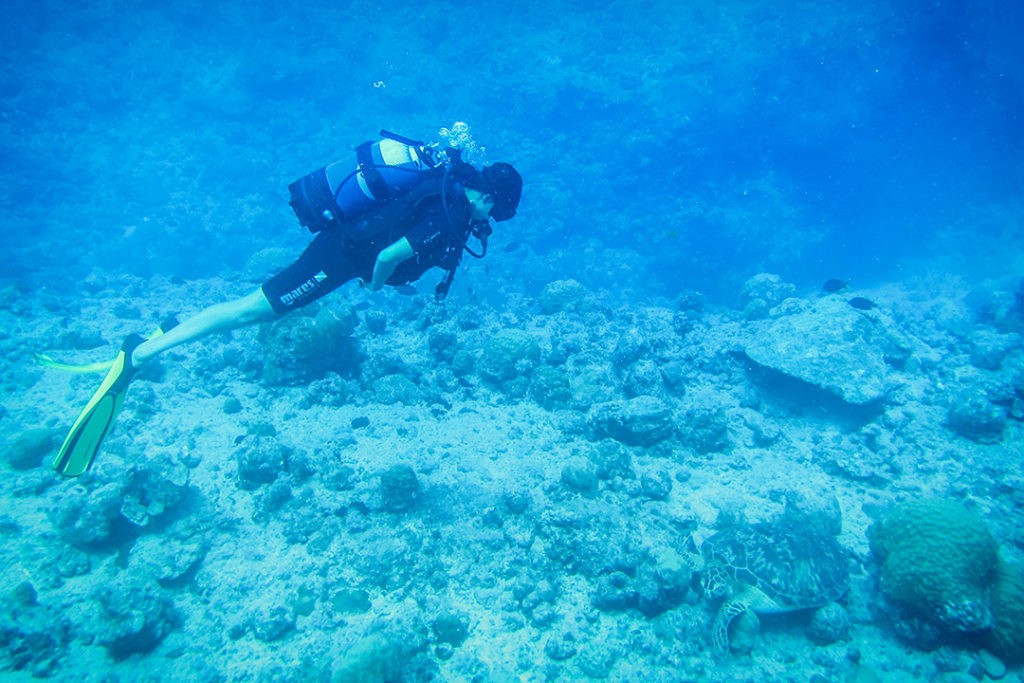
[868,498,998,632]
[986,561,1024,663]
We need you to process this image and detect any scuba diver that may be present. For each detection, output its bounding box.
[49,130,522,477]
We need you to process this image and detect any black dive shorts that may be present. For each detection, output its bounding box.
[261,229,371,314]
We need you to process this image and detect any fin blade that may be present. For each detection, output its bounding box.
[51,335,142,477]
[34,354,115,374]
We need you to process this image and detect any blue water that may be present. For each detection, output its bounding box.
[2,0,1020,297]
[2,0,1024,680]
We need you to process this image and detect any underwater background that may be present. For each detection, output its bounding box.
[2,0,1024,681]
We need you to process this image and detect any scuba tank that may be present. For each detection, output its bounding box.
[288,129,492,302]
[288,130,446,234]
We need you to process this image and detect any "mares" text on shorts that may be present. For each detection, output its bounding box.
[280,271,328,307]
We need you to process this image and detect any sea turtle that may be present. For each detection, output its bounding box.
[697,521,850,654]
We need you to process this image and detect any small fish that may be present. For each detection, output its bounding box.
[353,301,371,311]
[502,241,522,253]
[848,297,877,310]
[822,278,847,293]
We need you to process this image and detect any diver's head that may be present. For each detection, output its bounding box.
[466,162,522,222]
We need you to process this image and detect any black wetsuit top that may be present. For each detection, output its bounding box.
[262,185,473,314]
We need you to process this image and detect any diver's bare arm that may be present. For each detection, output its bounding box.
[365,237,415,291]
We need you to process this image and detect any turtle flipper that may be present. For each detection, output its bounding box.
[712,598,749,654]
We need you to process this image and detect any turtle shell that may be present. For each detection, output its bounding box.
[701,521,849,608]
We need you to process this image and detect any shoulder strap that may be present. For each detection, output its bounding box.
[355,141,392,201]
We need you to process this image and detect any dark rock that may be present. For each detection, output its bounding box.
[541,510,640,577]
[588,440,634,481]
[364,310,387,334]
[427,329,458,362]
[640,469,672,500]
[933,646,968,673]
[502,489,532,515]
[592,572,637,611]
[5,428,60,471]
[808,602,851,644]
[431,612,469,647]
[331,588,372,614]
[947,393,1006,443]
[543,633,578,661]
[255,480,293,519]
[380,464,421,512]
[261,307,362,385]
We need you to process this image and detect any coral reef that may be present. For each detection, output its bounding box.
[868,499,998,633]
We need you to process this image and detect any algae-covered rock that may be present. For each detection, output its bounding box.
[986,561,1024,663]
[52,482,126,548]
[740,273,796,310]
[529,365,572,409]
[372,374,423,405]
[869,499,998,632]
[478,328,542,390]
[677,402,730,454]
[539,279,590,314]
[262,305,362,385]
[743,297,910,404]
[92,576,179,659]
[587,396,675,447]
